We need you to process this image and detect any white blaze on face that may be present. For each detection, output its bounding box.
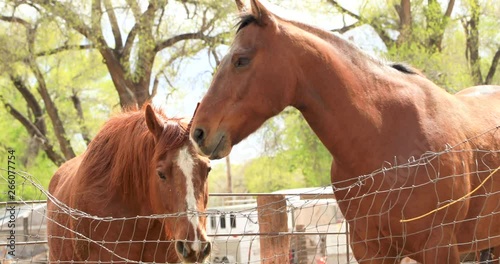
[177,145,202,252]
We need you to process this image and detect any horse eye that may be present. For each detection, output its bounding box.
[157,170,166,180]
[235,57,251,68]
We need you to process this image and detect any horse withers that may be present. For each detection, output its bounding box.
[190,0,500,263]
[47,105,211,263]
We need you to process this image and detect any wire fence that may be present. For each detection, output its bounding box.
[0,125,499,263]
[0,180,351,264]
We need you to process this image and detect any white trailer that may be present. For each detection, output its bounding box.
[206,187,353,264]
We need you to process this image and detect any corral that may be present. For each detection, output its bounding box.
[0,172,496,263]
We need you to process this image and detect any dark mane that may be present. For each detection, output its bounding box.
[77,107,189,206]
[390,63,417,74]
[256,16,423,77]
[236,14,258,33]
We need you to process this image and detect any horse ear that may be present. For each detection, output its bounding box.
[235,0,246,12]
[250,0,272,24]
[145,105,164,140]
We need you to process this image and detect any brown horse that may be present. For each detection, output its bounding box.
[190,1,500,263]
[47,105,212,263]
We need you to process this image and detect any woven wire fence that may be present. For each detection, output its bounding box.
[0,125,499,263]
[0,174,350,264]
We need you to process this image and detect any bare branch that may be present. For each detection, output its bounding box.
[485,47,500,85]
[24,25,76,159]
[1,101,39,138]
[9,75,47,135]
[125,0,142,21]
[9,75,42,119]
[211,48,221,67]
[123,23,139,59]
[331,21,363,34]
[155,31,229,52]
[156,6,166,36]
[32,65,76,159]
[70,90,91,146]
[103,0,123,50]
[326,0,394,48]
[0,98,65,166]
[0,15,31,27]
[444,0,456,18]
[91,0,103,42]
[36,44,95,57]
[151,78,159,98]
[326,0,360,20]
[29,0,107,47]
[152,42,206,101]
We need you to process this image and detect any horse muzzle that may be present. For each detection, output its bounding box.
[175,240,211,263]
[191,127,231,160]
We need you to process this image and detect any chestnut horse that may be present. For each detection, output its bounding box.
[47,105,212,263]
[190,0,500,263]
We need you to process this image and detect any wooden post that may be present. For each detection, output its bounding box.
[225,156,232,204]
[257,195,290,264]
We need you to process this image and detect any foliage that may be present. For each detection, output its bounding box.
[0,0,235,201]
[243,152,306,193]
[207,162,248,206]
[243,108,331,193]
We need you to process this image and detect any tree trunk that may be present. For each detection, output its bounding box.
[100,48,138,108]
[395,0,411,46]
[462,0,483,85]
[71,91,91,146]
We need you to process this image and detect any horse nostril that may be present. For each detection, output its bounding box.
[202,242,212,257]
[176,240,189,258]
[193,128,205,144]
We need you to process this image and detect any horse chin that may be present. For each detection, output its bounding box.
[209,143,232,160]
[203,132,232,160]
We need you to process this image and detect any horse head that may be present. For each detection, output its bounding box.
[191,0,296,159]
[145,105,212,263]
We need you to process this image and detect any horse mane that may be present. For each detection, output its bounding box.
[76,106,189,209]
[236,13,424,77]
[236,14,259,32]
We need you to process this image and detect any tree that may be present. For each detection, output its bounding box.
[243,108,331,192]
[21,0,232,108]
[243,153,306,193]
[0,0,234,164]
[0,17,109,166]
[461,0,500,85]
[0,0,236,200]
[326,0,499,88]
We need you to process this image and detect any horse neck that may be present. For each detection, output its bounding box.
[287,29,451,175]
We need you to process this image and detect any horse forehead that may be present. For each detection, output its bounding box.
[176,145,195,175]
[232,26,269,50]
[177,145,194,165]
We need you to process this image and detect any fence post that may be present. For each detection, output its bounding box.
[23,217,29,242]
[257,195,290,264]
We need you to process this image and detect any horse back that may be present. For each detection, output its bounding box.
[455,85,500,117]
